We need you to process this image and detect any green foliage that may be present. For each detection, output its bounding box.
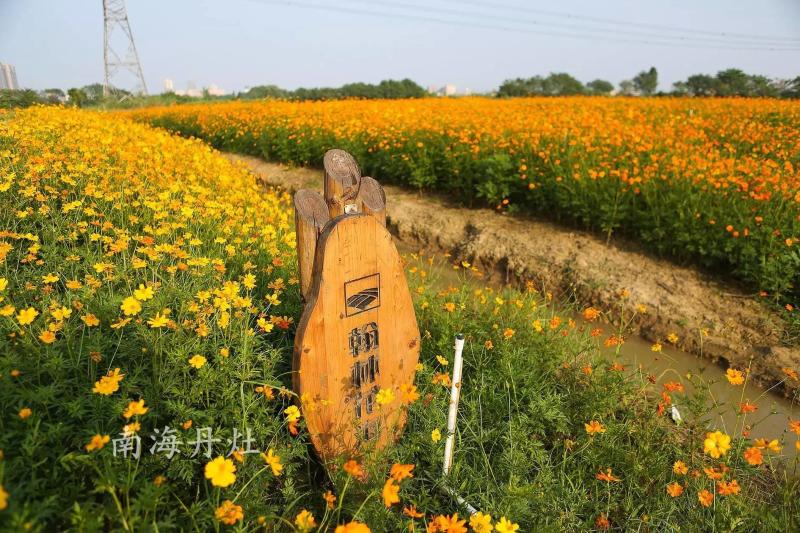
[633,67,659,96]
[241,79,427,101]
[674,69,788,98]
[0,90,44,109]
[498,73,585,97]
[587,79,614,95]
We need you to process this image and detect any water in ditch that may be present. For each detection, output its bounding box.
[398,243,799,459]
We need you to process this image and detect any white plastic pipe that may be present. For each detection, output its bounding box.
[443,333,465,476]
[440,333,478,515]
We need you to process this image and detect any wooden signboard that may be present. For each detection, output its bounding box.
[293,150,420,463]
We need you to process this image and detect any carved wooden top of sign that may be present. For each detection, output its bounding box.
[292,150,419,464]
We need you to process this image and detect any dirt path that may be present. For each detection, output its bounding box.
[226,153,799,394]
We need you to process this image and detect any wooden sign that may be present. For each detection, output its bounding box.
[293,150,420,463]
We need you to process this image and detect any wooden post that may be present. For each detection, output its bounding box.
[323,149,362,218]
[294,190,330,302]
[358,176,387,227]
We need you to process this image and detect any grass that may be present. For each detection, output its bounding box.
[0,107,798,531]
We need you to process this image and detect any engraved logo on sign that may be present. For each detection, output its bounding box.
[344,273,380,317]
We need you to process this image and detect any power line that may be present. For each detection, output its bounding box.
[349,0,800,48]
[249,0,800,51]
[439,0,800,43]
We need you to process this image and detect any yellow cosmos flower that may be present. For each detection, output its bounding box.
[110,318,131,329]
[0,277,7,291]
[188,355,207,369]
[133,284,154,301]
[294,509,317,532]
[18,407,32,419]
[261,448,283,476]
[39,330,56,344]
[284,405,301,423]
[431,428,442,442]
[92,368,125,396]
[495,517,520,533]
[147,313,169,328]
[469,512,494,533]
[81,313,100,327]
[205,456,237,488]
[0,484,7,511]
[376,388,395,406]
[51,306,71,321]
[704,430,731,458]
[16,307,39,326]
[120,297,142,316]
[123,399,148,419]
[85,434,110,452]
[41,273,59,284]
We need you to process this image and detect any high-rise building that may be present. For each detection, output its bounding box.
[0,63,19,90]
[163,78,174,92]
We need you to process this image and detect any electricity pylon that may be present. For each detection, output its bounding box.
[103,0,147,98]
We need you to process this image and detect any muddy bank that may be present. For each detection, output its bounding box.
[225,153,799,395]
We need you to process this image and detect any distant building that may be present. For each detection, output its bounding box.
[428,84,458,97]
[0,63,19,90]
[163,78,174,92]
[174,80,203,98]
[205,84,227,97]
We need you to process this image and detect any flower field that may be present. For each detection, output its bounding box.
[1,107,799,531]
[130,97,800,305]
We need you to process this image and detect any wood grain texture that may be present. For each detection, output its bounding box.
[293,214,420,463]
[294,189,330,301]
[358,176,387,227]
[323,149,362,218]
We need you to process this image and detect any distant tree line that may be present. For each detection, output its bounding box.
[4,70,798,110]
[239,78,427,100]
[498,68,800,98]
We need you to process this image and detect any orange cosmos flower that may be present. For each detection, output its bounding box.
[382,478,400,507]
[666,482,684,497]
[698,489,714,507]
[584,420,606,435]
[390,463,415,482]
[725,368,745,385]
[743,446,763,466]
[717,479,741,496]
[672,460,688,475]
[595,468,621,482]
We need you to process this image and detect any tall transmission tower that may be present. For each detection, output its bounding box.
[103,0,147,97]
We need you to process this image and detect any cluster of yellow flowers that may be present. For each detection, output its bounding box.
[0,106,296,521]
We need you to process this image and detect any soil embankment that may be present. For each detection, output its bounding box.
[226,153,799,395]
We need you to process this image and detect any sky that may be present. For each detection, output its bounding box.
[2,0,799,94]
